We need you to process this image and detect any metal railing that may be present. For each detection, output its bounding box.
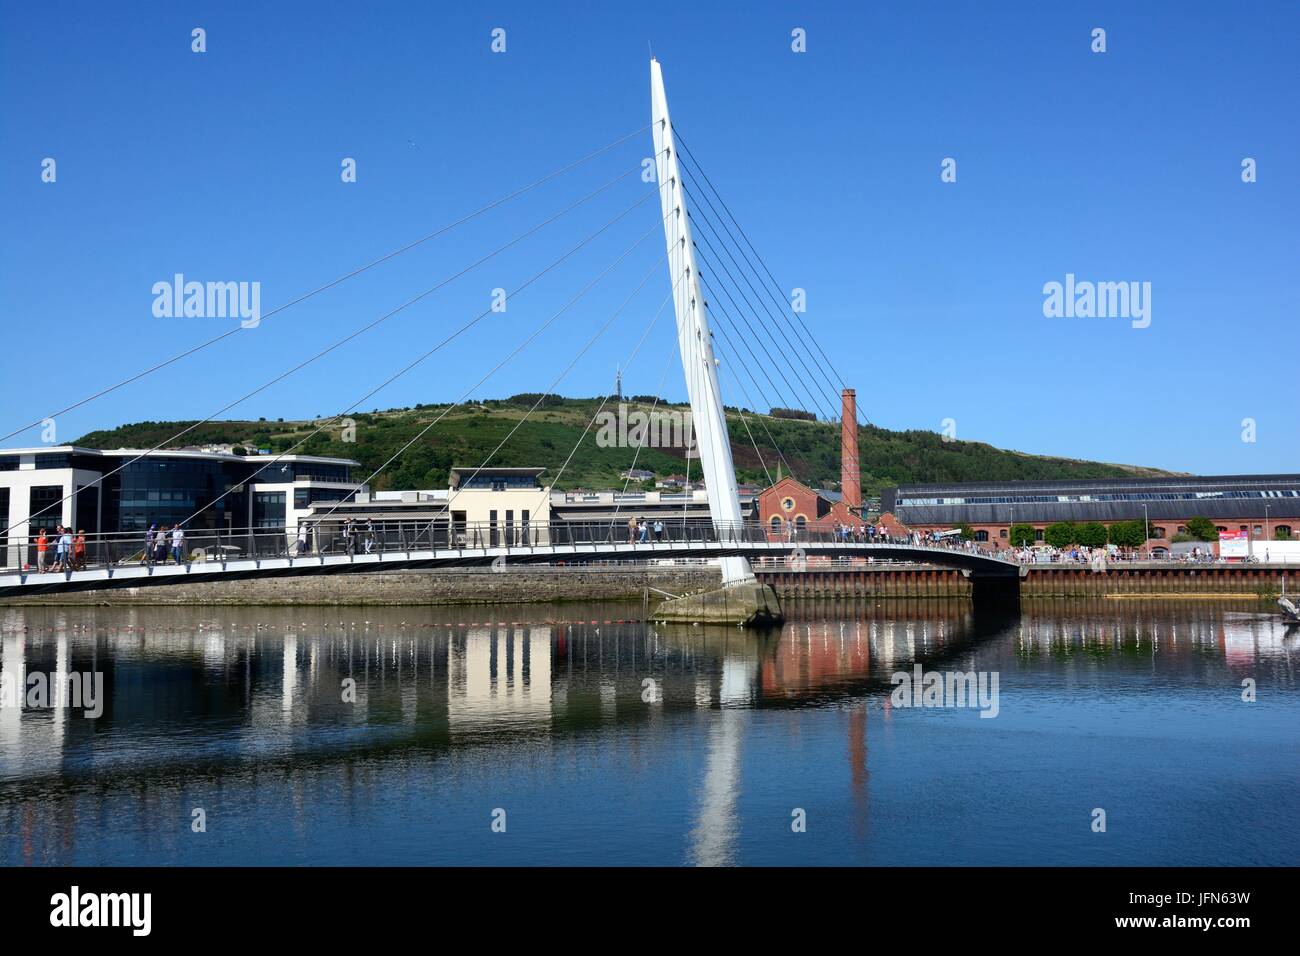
[0,520,1004,577]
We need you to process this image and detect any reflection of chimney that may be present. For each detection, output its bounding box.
[841,389,861,511]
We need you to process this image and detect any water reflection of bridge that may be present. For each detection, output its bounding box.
[2,603,1294,864]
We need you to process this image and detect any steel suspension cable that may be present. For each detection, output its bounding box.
[442,252,671,519]
[706,314,797,480]
[678,161,847,423]
[689,212,840,423]
[309,209,674,528]
[10,183,661,541]
[708,334,774,487]
[535,269,684,514]
[1,124,653,444]
[671,126,869,425]
[174,196,667,531]
[696,271,801,423]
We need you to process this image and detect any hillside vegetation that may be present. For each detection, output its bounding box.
[74,396,1176,496]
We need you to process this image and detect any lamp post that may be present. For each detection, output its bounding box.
[1143,504,1149,551]
[1265,504,1271,541]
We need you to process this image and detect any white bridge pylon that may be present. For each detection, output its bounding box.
[650,58,753,587]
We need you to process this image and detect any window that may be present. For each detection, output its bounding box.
[975,530,989,542]
[1034,529,1044,541]
[770,516,782,531]
[253,491,286,529]
[29,486,63,530]
[1152,527,1166,539]
[74,486,99,535]
[1177,526,1187,534]
[999,529,1008,539]
[795,516,806,530]
[781,497,795,512]
[1276,525,1293,538]
[1253,525,1263,535]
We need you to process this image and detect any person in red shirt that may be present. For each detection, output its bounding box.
[36,529,49,573]
[74,530,86,570]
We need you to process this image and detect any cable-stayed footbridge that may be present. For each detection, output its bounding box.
[0,62,1023,618]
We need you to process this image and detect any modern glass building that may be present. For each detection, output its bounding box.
[0,446,363,568]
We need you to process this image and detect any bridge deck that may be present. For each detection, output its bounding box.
[0,541,1020,598]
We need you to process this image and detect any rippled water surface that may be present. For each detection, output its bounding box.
[1,599,1296,865]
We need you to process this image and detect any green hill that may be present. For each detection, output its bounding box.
[73,395,1176,497]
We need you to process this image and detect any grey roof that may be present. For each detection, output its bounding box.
[894,474,1300,495]
[891,474,1300,526]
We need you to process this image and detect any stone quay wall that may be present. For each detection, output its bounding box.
[0,567,721,607]
[2,563,1292,608]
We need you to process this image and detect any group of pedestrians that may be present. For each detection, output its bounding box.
[338,518,378,555]
[292,519,378,557]
[626,516,667,543]
[817,521,909,545]
[33,526,85,572]
[140,523,186,565]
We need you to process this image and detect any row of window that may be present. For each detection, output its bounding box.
[901,489,1300,507]
[770,515,807,529]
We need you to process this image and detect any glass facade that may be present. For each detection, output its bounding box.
[103,458,240,533]
[253,491,286,528]
[74,485,99,534]
[294,487,353,510]
[459,473,540,490]
[267,462,351,483]
[29,485,63,531]
[1,451,356,537]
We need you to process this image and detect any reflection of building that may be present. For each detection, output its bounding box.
[447,627,552,734]
[0,446,361,568]
[886,474,1300,546]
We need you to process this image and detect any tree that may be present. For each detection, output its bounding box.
[1076,521,1108,547]
[1108,520,1146,548]
[1044,521,1076,548]
[1009,523,1037,547]
[1184,516,1217,542]
[956,523,975,541]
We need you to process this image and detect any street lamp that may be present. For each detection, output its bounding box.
[1265,504,1271,541]
[1143,504,1149,550]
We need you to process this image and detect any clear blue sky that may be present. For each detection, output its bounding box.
[2,0,1296,475]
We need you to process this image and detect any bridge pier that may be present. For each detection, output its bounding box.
[966,571,1023,608]
[652,580,783,628]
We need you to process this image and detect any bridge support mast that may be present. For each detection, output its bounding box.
[649,59,780,626]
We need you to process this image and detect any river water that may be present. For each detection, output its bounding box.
[0,599,1296,866]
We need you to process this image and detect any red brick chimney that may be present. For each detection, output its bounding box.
[841,388,861,511]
